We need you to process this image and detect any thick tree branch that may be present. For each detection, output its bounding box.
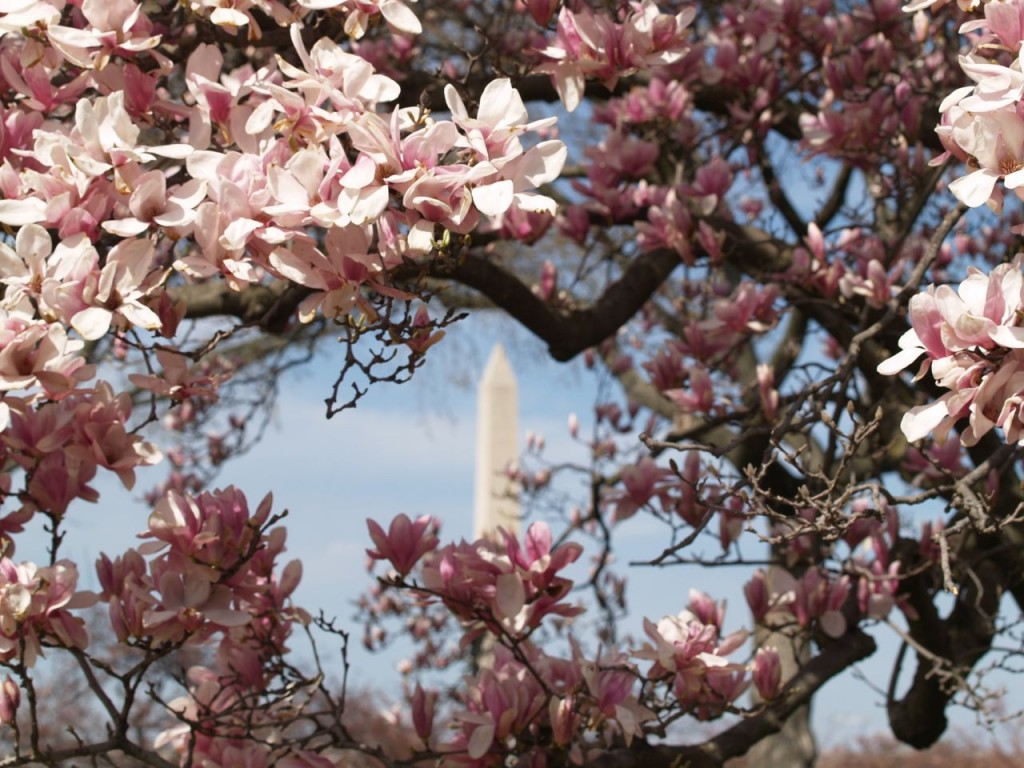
[589,630,876,768]
[438,247,683,361]
[170,280,311,333]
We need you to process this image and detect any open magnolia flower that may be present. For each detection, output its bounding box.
[878,260,1024,444]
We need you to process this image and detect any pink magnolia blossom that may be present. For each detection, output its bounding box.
[65,381,162,489]
[790,569,851,638]
[0,223,54,311]
[878,260,1024,444]
[293,0,421,38]
[0,558,94,667]
[129,348,228,403]
[633,609,748,708]
[456,666,544,760]
[103,171,206,237]
[46,0,161,69]
[578,661,652,745]
[604,456,674,522]
[366,513,439,576]
[415,521,582,637]
[665,364,716,414]
[142,566,252,642]
[0,311,93,396]
[70,237,165,340]
[944,106,1024,207]
[538,1,697,112]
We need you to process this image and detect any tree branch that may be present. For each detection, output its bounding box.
[438,247,683,361]
[589,630,877,768]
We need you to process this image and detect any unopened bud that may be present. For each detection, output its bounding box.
[411,683,436,743]
[752,647,782,700]
[0,675,19,725]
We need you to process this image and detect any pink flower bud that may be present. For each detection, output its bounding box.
[752,647,781,700]
[549,695,575,746]
[527,0,558,26]
[756,364,778,422]
[687,589,723,630]
[156,292,186,339]
[411,683,436,743]
[744,570,770,621]
[0,675,19,725]
[538,260,557,301]
[113,334,128,361]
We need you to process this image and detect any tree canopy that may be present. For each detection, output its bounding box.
[0,0,1022,766]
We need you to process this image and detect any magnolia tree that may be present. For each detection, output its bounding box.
[1,0,1024,765]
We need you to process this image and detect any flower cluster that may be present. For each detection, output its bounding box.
[878,260,1024,444]
[96,487,303,645]
[0,558,93,667]
[633,592,751,716]
[370,518,583,638]
[745,567,852,638]
[928,0,1024,210]
[537,1,697,111]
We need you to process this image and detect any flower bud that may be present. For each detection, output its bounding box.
[526,0,558,26]
[752,647,782,700]
[549,695,575,746]
[0,675,19,725]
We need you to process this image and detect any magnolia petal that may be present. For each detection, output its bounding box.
[102,217,151,237]
[466,722,495,760]
[517,140,568,187]
[550,64,584,113]
[220,218,261,250]
[71,307,113,340]
[478,78,525,129]
[877,346,924,376]
[205,608,253,627]
[245,99,276,136]
[901,399,950,442]
[0,198,47,225]
[268,247,327,289]
[495,572,526,623]
[407,220,435,255]
[153,205,197,229]
[990,325,1024,348]
[46,25,101,49]
[949,169,998,208]
[444,84,468,121]
[148,143,196,159]
[472,179,514,216]
[820,610,846,638]
[512,191,557,214]
[380,0,422,35]
[119,302,162,331]
[210,6,249,26]
[280,559,302,596]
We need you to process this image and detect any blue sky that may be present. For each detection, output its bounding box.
[19,310,1019,751]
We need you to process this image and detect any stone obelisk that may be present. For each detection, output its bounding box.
[473,344,520,539]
